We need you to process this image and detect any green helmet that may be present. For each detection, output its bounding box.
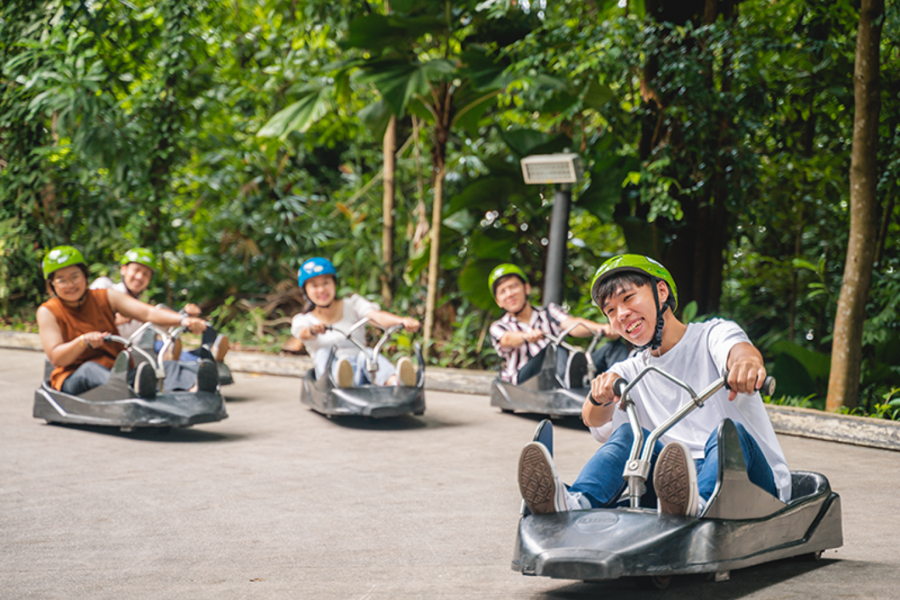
[590,254,678,310]
[41,246,86,280]
[489,263,529,296]
[591,254,677,352]
[120,247,156,271]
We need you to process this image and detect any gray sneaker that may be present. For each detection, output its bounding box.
[518,442,567,514]
[196,359,219,393]
[134,362,157,399]
[654,441,699,517]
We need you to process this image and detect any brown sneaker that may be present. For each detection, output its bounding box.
[336,358,354,388]
[211,334,230,363]
[654,441,699,517]
[518,442,567,514]
[165,338,182,361]
[396,357,416,387]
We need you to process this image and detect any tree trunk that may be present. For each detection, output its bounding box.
[825,0,883,412]
[423,144,446,359]
[422,79,453,359]
[381,115,396,307]
[621,0,733,317]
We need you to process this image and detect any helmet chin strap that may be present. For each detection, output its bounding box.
[635,279,668,352]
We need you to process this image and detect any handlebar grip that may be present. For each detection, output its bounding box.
[103,335,113,342]
[613,378,628,397]
[723,370,777,396]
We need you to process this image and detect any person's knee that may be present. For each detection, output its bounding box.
[607,424,636,449]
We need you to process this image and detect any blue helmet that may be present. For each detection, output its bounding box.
[298,257,337,289]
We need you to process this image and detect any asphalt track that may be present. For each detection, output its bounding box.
[2,347,898,599]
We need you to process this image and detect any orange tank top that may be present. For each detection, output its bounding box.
[41,288,125,390]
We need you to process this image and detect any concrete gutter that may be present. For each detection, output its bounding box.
[4,329,898,452]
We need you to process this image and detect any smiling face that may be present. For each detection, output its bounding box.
[50,265,88,303]
[120,262,154,296]
[494,275,530,315]
[304,274,337,307]
[601,279,669,347]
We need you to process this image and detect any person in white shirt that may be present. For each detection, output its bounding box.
[90,248,229,363]
[290,257,419,388]
[517,254,790,517]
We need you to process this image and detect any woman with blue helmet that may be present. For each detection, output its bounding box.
[291,257,420,388]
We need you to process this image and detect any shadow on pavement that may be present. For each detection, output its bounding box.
[42,422,246,443]
[219,394,255,403]
[532,556,836,599]
[499,411,589,431]
[309,412,464,431]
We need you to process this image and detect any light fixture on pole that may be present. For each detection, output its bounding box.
[519,153,583,306]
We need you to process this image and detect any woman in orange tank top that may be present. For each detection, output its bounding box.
[36,246,218,397]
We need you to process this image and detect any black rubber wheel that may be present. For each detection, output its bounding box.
[635,575,672,590]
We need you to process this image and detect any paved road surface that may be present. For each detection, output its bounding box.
[1,348,897,599]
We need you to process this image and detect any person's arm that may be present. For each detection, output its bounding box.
[558,316,617,339]
[497,328,543,349]
[725,342,766,401]
[297,323,327,341]
[366,310,420,333]
[582,370,623,427]
[107,289,207,334]
[36,306,108,368]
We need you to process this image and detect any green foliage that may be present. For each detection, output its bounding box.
[1,0,898,407]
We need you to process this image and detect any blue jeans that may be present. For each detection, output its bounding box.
[569,421,778,509]
[59,359,199,395]
[313,348,397,386]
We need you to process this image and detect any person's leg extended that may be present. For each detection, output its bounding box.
[569,426,664,508]
[60,361,111,395]
[515,346,550,383]
[695,421,778,502]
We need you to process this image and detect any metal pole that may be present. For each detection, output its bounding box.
[543,184,571,306]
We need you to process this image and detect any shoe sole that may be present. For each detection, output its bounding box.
[567,352,588,388]
[196,360,219,393]
[654,442,698,516]
[212,336,229,363]
[518,443,562,514]
[397,358,416,387]
[336,359,354,388]
[135,363,157,399]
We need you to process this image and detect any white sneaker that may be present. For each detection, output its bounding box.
[336,358,354,388]
[518,442,567,514]
[396,357,416,387]
[565,490,592,511]
[654,441,699,517]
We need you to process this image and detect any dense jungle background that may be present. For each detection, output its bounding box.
[1,0,898,416]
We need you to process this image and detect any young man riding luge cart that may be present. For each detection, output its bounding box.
[512,255,842,587]
[487,263,629,417]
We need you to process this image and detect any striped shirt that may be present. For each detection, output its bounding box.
[489,303,571,383]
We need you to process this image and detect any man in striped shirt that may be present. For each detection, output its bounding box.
[488,264,627,386]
